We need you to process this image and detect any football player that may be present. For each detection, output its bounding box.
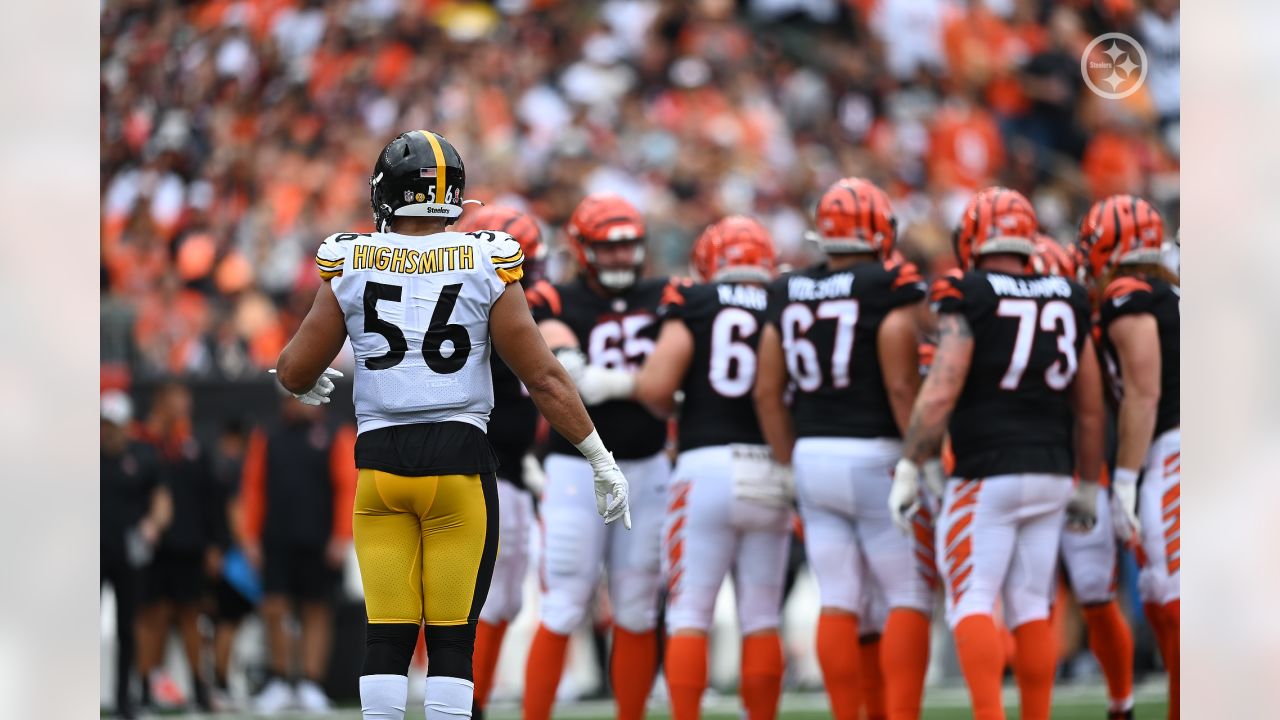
[754,178,935,720]
[1031,234,1137,720]
[272,131,631,720]
[591,216,793,719]
[521,193,670,720]
[890,188,1105,720]
[450,205,548,718]
[1078,195,1180,720]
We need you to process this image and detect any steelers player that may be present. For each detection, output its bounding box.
[273,131,631,720]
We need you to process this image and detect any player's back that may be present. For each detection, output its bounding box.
[319,229,523,436]
[765,259,926,439]
[931,269,1092,478]
[528,275,669,460]
[662,279,769,452]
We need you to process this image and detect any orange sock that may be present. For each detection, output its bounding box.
[815,612,863,720]
[472,620,507,710]
[858,636,887,720]
[882,609,931,720]
[664,634,707,720]
[1011,620,1056,720]
[1081,602,1134,710]
[741,632,784,720]
[953,615,1005,720]
[611,627,658,720]
[523,625,570,720]
[1162,600,1180,720]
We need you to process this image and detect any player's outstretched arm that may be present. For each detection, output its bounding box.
[492,283,630,527]
[878,302,924,435]
[276,282,349,396]
[752,323,795,465]
[632,319,694,419]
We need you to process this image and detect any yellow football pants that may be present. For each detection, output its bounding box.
[353,469,498,626]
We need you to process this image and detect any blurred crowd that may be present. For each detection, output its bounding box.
[100,0,1179,384]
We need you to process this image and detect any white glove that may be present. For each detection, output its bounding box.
[553,347,588,385]
[736,461,795,510]
[575,430,631,529]
[922,458,946,499]
[269,367,342,405]
[1110,468,1141,543]
[522,453,547,496]
[889,458,921,534]
[1066,481,1099,533]
[576,365,637,406]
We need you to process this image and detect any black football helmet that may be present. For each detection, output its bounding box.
[369,131,467,232]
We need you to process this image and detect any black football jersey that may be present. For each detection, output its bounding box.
[763,260,927,439]
[1099,275,1180,438]
[528,276,669,460]
[931,270,1093,478]
[659,279,769,452]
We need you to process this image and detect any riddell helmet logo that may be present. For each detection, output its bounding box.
[1081,32,1148,100]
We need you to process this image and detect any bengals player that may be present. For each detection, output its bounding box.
[1030,234,1137,719]
[450,205,549,718]
[754,178,934,720]
[521,193,668,720]
[1079,195,1180,720]
[890,188,1105,720]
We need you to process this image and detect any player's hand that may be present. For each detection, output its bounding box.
[922,458,946,499]
[1066,481,1099,533]
[269,367,342,405]
[326,537,350,569]
[575,365,637,406]
[1110,468,1141,543]
[736,461,794,509]
[553,347,588,385]
[592,456,632,529]
[889,459,921,534]
[522,453,547,496]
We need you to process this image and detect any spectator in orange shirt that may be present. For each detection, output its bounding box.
[239,395,357,713]
[929,91,1006,193]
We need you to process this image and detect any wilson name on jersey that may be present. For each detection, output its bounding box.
[659,279,769,452]
[931,270,1092,478]
[1099,275,1179,437]
[528,276,668,460]
[764,260,926,439]
[318,229,524,435]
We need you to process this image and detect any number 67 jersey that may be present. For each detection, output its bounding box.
[930,269,1093,479]
[317,229,525,434]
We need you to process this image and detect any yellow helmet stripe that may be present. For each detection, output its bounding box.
[420,130,447,204]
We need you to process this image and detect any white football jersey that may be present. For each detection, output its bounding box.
[317,229,525,434]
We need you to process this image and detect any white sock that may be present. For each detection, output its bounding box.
[424,675,474,719]
[360,674,408,720]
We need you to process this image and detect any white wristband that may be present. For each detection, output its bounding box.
[1112,467,1140,486]
[574,429,611,467]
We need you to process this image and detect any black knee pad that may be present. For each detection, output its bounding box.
[363,622,420,676]
[425,622,476,680]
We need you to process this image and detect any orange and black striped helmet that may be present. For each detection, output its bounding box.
[953,187,1038,269]
[1077,194,1165,279]
[566,193,647,290]
[691,215,777,283]
[810,177,898,258]
[453,204,545,262]
[1027,233,1081,281]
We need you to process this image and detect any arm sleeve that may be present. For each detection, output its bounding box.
[1099,276,1157,324]
[329,424,358,541]
[929,270,969,316]
[240,430,268,544]
[476,231,525,302]
[316,234,352,282]
[885,261,928,309]
[657,278,693,322]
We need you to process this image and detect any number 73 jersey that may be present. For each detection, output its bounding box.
[931,270,1093,479]
[317,229,525,435]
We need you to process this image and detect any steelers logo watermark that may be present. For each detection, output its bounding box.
[1080,33,1148,100]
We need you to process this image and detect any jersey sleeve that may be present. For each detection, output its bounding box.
[885,260,928,309]
[475,230,525,301]
[316,233,354,281]
[763,275,788,328]
[928,269,969,316]
[657,277,695,322]
[1099,276,1157,325]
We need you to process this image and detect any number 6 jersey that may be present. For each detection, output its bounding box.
[317,229,525,435]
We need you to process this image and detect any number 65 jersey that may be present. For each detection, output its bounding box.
[930,270,1092,479]
[317,229,525,435]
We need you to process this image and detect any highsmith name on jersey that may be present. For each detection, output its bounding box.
[317,229,524,436]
